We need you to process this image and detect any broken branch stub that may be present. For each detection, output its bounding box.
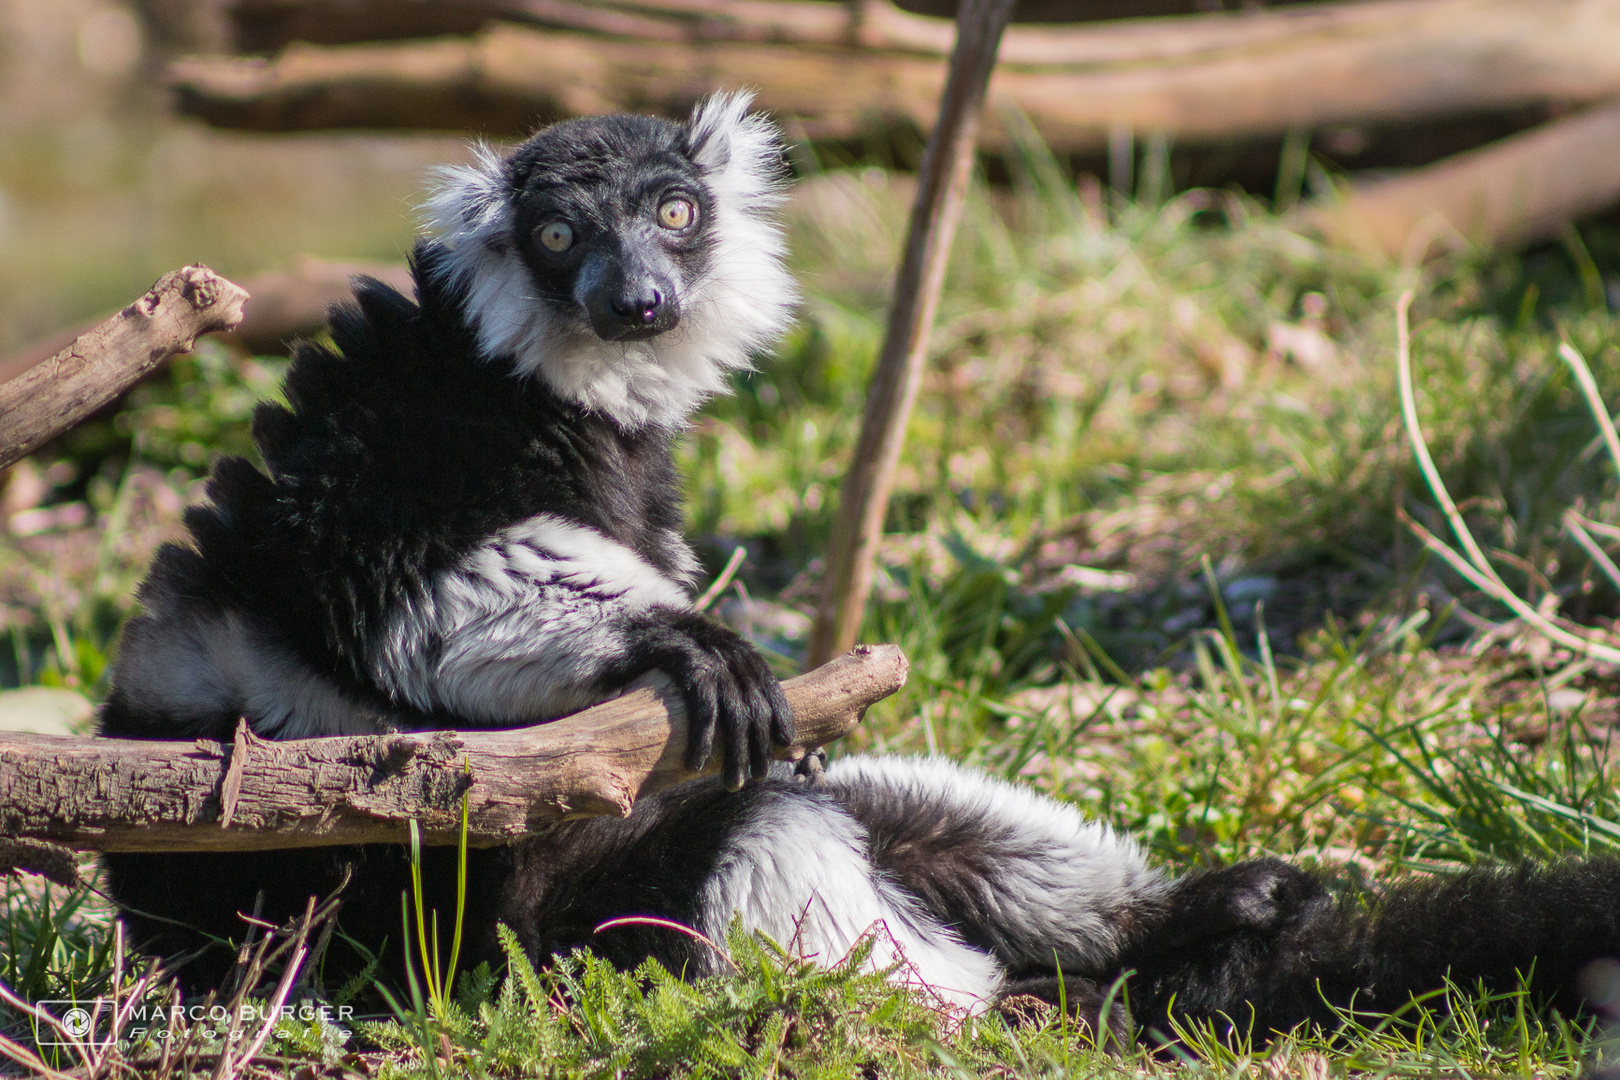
[0,644,907,853]
[0,266,248,472]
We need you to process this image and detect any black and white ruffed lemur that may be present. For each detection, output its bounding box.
[99,92,1620,1041]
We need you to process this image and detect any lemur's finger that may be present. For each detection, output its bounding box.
[721,713,747,791]
[681,671,721,774]
[746,710,772,781]
[762,676,793,748]
[724,650,776,780]
[713,670,752,790]
[738,674,772,781]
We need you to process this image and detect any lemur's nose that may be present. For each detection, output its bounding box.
[611,290,662,326]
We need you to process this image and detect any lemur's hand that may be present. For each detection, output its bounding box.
[635,611,794,789]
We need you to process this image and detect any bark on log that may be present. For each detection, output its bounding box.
[0,258,413,388]
[169,0,1620,150]
[1307,98,1620,258]
[0,267,248,474]
[0,644,907,852]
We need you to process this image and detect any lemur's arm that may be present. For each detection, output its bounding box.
[362,512,792,788]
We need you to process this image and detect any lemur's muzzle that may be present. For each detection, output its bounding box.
[578,245,681,342]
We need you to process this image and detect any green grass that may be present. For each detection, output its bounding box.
[5,155,1620,1075]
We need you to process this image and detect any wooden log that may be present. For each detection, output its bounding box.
[218,0,1620,69]
[0,258,413,388]
[809,0,1014,666]
[169,0,1620,150]
[0,267,248,474]
[1307,98,1620,258]
[0,644,907,852]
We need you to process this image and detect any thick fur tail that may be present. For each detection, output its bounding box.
[1116,857,1620,1040]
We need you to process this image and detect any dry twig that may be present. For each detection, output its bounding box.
[1396,290,1620,663]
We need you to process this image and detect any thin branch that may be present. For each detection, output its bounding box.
[1398,510,1620,664]
[808,0,1016,666]
[1396,292,1620,662]
[1559,339,1620,485]
[1563,509,1620,595]
[1568,510,1620,543]
[694,545,746,612]
[1394,289,1510,591]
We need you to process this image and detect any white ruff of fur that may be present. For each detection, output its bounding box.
[420,91,798,430]
[369,513,694,725]
[825,755,1171,971]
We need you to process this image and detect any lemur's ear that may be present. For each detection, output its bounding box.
[686,91,758,173]
[420,143,515,252]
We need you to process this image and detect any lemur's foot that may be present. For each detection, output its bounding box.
[996,975,1132,1048]
[793,748,827,787]
[1130,858,1329,958]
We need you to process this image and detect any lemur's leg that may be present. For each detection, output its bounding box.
[818,756,1361,1039]
[367,513,791,787]
[100,546,396,742]
[820,756,1169,978]
[494,769,1004,1009]
[1113,859,1350,1039]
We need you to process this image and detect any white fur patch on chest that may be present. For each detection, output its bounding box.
[369,513,693,725]
[478,514,694,609]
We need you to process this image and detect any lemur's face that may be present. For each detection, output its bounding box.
[424,92,798,429]
[505,116,717,343]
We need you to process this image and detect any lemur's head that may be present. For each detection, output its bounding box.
[422,91,797,430]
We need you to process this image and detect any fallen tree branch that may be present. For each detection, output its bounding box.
[0,267,248,472]
[0,257,412,386]
[0,643,907,852]
[1307,98,1620,257]
[169,0,1620,150]
[223,0,1620,70]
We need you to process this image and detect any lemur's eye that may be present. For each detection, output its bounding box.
[657,198,695,231]
[538,221,573,252]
